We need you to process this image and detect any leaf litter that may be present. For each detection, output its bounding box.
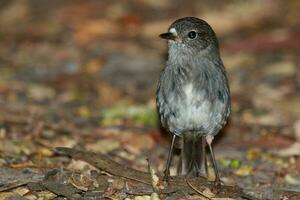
[0,0,299,199]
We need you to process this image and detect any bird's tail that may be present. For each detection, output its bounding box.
[177,136,207,177]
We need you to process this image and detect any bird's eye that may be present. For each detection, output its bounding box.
[188,31,197,39]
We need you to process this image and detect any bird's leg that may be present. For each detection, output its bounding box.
[206,135,221,187]
[164,134,176,181]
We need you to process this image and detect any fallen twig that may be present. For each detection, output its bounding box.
[55,147,151,185]
[186,179,213,200]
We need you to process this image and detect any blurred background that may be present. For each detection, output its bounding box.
[0,0,299,199]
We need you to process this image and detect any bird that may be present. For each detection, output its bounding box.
[156,17,230,186]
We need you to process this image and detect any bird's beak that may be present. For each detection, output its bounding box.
[159,32,177,40]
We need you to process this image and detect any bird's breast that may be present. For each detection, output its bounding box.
[179,83,213,127]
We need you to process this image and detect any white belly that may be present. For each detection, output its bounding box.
[168,83,224,135]
[180,84,212,129]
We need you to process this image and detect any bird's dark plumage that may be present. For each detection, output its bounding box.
[157,17,230,183]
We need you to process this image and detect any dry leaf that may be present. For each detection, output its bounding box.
[275,142,300,157]
[86,139,120,154]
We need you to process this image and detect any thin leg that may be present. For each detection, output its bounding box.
[164,134,176,181]
[206,135,221,186]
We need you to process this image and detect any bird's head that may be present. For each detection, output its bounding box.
[159,17,219,56]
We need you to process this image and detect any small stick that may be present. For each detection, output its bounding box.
[186,179,213,200]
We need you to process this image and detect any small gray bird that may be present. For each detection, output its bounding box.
[156,17,230,185]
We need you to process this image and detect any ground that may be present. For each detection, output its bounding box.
[0,0,299,199]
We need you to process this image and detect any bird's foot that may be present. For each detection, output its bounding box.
[163,169,170,183]
[211,178,222,194]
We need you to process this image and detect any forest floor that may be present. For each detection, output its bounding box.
[0,0,299,199]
